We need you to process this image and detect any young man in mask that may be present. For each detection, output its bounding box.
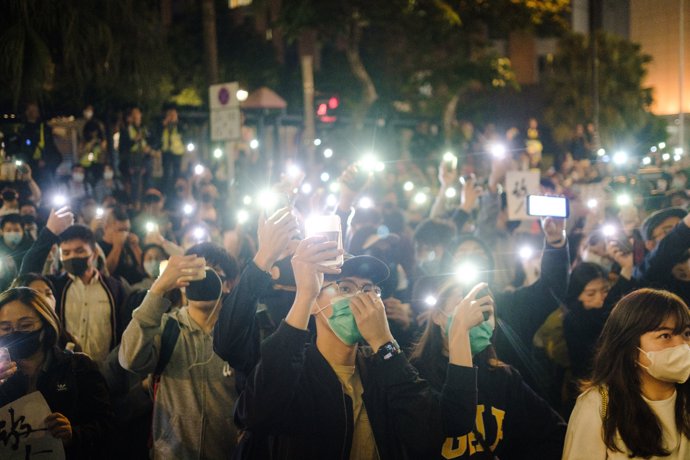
[0,213,32,269]
[634,207,690,305]
[100,206,145,285]
[119,252,240,459]
[235,238,445,459]
[19,208,128,365]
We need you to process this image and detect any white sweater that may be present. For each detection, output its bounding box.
[562,387,689,460]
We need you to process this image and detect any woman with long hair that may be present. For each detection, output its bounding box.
[0,287,113,458]
[411,279,566,459]
[563,288,690,459]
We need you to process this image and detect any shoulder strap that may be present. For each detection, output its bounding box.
[496,317,550,396]
[471,428,500,460]
[154,317,180,378]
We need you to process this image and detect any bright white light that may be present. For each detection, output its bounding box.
[14,160,22,167]
[616,194,631,207]
[659,142,666,149]
[424,295,437,307]
[237,209,250,224]
[213,148,223,159]
[674,154,682,162]
[329,182,340,193]
[518,246,534,260]
[360,153,384,172]
[403,181,414,192]
[587,198,598,209]
[323,148,334,159]
[613,151,628,165]
[96,207,104,218]
[192,227,205,240]
[249,139,259,150]
[286,164,301,178]
[258,190,278,210]
[182,203,194,215]
[674,147,684,155]
[597,148,606,157]
[358,197,374,209]
[301,183,313,194]
[455,262,479,283]
[602,224,616,237]
[186,143,195,152]
[662,153,671,161]
[326,194,338,207]
[320,172,330,182]
[52,195,68,207]
[650,146,658,153]
[413,192,428,205]
[445,187,457,199]
[443,152,457,163]
[145,222,157,233]
[374,161,385,172]
[490,143,506,159]
[236,89,249,102]
[313,138,322,146]
[642,156,652,165]
[194,164,204,175]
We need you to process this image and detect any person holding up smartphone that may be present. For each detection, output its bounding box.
[410,281,566,459]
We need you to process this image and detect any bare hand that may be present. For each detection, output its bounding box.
[19,163,32,181]
[542,216,567,246]
[449,283,494,341]
[607,241,634,279]
[110,230,129,248]
[383,297,412,330]
[460,175,481,212]
[45,412,72,443]
[438,163,458,188]
[150,255,205,295]
[291,237,342,300]
[350,292,394,352]
[127,232,140,248]
[254,208,300,272]
[0,360,17,383]
[46,207,74,236]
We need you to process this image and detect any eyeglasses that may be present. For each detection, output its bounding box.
[334,280,382,297]
[0,319,41,335]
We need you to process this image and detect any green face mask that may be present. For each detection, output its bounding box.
[446,315,494,356]
[327,297,363,346]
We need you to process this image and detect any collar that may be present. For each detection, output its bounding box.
[67,270,100,285]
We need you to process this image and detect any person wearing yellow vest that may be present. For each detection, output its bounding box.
[159,106,186,193]
[15,103,61,190]
[79,120,108,185]
[119,107,152,204]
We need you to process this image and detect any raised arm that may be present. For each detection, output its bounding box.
[19,207,73,274]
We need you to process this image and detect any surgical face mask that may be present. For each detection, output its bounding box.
[62,256,90,277]
[0,329,43,360]
[445,314,494,356]
[3,232,22,246]
[72,172,85,183]
[103,170,114,180]
[322,296,363,346]
[144,260,161,278]
[638,344,690,384]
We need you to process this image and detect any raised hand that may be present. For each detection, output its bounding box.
[254,208,300,272]
[383,297,412,331]
[291,237,342,301]
[448,283,495,367]
[150,255,206,296]
[350,292,395,352]
[46,207,74,236]
[542,216,567,247]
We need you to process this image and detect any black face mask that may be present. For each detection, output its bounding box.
[186,268,222,301]
[2,192,17,202]
[0,329,43,360]
[63,257,90,276]
[200,193,214,203]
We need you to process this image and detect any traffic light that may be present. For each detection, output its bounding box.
[316,95,339,123]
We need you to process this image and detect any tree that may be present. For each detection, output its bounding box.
[543,32,666,150]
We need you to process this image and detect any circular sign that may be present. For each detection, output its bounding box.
[218,87,230,105]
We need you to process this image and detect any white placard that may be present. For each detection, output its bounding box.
[0,392,65,460]
[506,170,541,220]
[210,108,241,141]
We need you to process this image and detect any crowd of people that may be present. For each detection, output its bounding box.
[0,102,688,460]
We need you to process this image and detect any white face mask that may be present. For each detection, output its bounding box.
[103,171,114,180]
[638,344,690,383]
[72,172,85,183]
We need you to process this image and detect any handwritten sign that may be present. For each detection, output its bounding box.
[0,392,65,460]
[506,170,541,220]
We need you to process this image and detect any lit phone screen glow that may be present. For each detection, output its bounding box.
[527,195,568,218]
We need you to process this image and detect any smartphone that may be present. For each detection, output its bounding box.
[0,347,10,382]
[344,165,370,192]
[606,233,633,254]
[526,195,569,218]
[304,215,344,267]
[442,153,458,172]
[475,286,494,321]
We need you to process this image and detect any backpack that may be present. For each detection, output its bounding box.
[151,317,180,399]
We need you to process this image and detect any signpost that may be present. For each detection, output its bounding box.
[209,82,242,200]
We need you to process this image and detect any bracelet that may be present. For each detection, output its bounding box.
[376,340,402,361]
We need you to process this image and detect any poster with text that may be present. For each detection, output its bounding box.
[0,392,65,460]
[506,170,541,220]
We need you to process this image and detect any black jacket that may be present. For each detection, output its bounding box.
[20,228,131,349]
[633,219,690,304]
[235,321,446,460]
[0,348,115,459]
[414,356,566,460]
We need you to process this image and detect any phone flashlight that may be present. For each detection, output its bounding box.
[96,207,104,218]
[490,143,506,159]
[182,203,194,216]
[194,164,204,175]
[53,194,68,207]
[424,295,437,307]
[145,222,157,233]
[518,246,534,260]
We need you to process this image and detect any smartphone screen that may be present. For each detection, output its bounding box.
[304,215,344,267]
[526,195,569,218]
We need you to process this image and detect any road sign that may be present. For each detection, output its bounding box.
[210,82,241,141]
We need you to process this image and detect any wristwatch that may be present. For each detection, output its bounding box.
[376,340,402,361]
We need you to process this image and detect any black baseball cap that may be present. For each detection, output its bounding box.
[641,207,686,241]
[326,255,390,285]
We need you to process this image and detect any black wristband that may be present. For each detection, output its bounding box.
[376,340,401,361]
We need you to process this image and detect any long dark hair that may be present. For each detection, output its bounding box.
[585,288,690,457]
[0,288,61,352]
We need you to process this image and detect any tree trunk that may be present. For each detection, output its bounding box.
[201,0,220,85]
[345,17,377,130]
[161,0,173,30]
[443,92,461,145]
[298,31,317,168]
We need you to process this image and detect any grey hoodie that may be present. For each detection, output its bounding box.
[119,291,237,459]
